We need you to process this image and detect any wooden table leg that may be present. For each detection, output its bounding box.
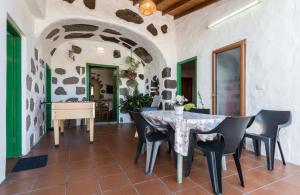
[54,120,60,147]
[177,154,183,183]
[87,118,90,132]
[60,120,64,134]
[89,118,94,143]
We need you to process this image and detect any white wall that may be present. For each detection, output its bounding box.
[0,0,36,183]
[175,0,300,164]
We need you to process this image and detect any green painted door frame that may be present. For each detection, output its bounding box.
[86,63,120,123]
[6,20,22,158]
[177,56,198,106]
[45,64,52,130]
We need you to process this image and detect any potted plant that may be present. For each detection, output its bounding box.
[120,88,153,113]
[173,95,188,115]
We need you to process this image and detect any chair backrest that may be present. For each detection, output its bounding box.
[130,111,149,142]
[151,95,161,107]
[190,108,210,114]
[215,117,251,154]
[248,110,291,138]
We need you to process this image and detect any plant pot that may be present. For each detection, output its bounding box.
[174,106,184,115]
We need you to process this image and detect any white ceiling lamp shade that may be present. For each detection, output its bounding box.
[208,0,262,29]
[139,0,157,16]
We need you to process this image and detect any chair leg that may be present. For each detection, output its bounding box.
[134,140,144,164]
[233,152,244,187]
[264,139,276,171]
[147,141,163,175]
[237,138,245,159]
[206,152,223,194]
[252,139,261,156]
[277,140,286,165]
[145,141,154,174]
[185,148,194,177]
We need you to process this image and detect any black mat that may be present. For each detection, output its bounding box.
[12,155,48,172]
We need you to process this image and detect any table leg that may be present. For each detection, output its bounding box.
[89,118,94,143]
[60,120,64,134]
[222,156,227,171]
[87,118,90,132]
[54,120,59,147]
[177,153,183,183]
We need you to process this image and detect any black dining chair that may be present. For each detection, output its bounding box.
[244,110,291,170]
[189,108,211,114]
[185,116,251,194]
[130,111,170,175]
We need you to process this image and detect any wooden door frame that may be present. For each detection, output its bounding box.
[86,63,120,123]
[6,20,22,158]
[212,40,246,116]
[177,56,198,106]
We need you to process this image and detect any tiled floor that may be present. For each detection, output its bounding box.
[1,124,300,195]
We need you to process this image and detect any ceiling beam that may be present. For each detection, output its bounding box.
[154,0,165,6]
[174,0,221,19]
[162,0,192,15]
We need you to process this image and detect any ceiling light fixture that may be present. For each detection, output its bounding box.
[97,47,104,53]
[208,0,261,29]
[139,0,157,16]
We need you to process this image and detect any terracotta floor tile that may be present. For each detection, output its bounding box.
[68,168,97,183]
[134,179,169,195]
[248,186,281,195]
[126,169,157,184]
[0,179,35,195]
[266,180,300,195]
[96,164,122,177]
[243,169,276,185]
[188,168,210,185]
[153,164,176,178]
[7,169,41,180]
[201,181,243,195]
[98,174,131,191]
[161,175,195,192]
[103,186,137,195]
[176,186,211,195]
[67,179,100,195]
[225,175,263,192]
[32,173,66,190]
[31,185,65,195]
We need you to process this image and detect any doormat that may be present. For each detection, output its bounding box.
[12,155,48,172]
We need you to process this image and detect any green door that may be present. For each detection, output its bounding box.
[46,64,52,130]
[112,68,119,122]
[6,21,22,158]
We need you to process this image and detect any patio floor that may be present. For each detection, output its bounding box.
[1,124,300,195]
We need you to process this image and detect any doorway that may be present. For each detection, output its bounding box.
[177,57,197,104]
[86,64,119,123]
[6,20,22,158]
[212,40,246,116]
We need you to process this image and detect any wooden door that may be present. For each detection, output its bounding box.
[181,78,193,103]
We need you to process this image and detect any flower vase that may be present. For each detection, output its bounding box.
[174,106,184,115]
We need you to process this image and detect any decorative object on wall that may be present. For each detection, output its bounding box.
[116,9,144,24]
[125,55,140,80]
[46,28,60,39]
[31,59,36,75]
[63,77,79,84]
[103,28,122,35]
[126,80,138,88]
[164,79,177,89]
[133,47,153,63]
[161,24,168,34]
[119,37,137,47]
[138,74,144,80]
[72,45,82,54]
[52,77,58,84]
[113,50,121,58]
[65,33,94,39]
[50,48,57,56]
[147,24,158,36]
[162,67,171,78]
[76,87,85,95]
[55,68,66,75]
[26,75,33,91]
[139,0,157,16]
[83,0,96,9]
[55,87,67,95]
[63,24,98,32]
[150,75,159,96]
[162,90,172,100]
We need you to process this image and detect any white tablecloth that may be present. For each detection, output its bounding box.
[142,111,225,156]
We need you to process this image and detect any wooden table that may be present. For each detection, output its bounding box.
[52,102,95,147]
